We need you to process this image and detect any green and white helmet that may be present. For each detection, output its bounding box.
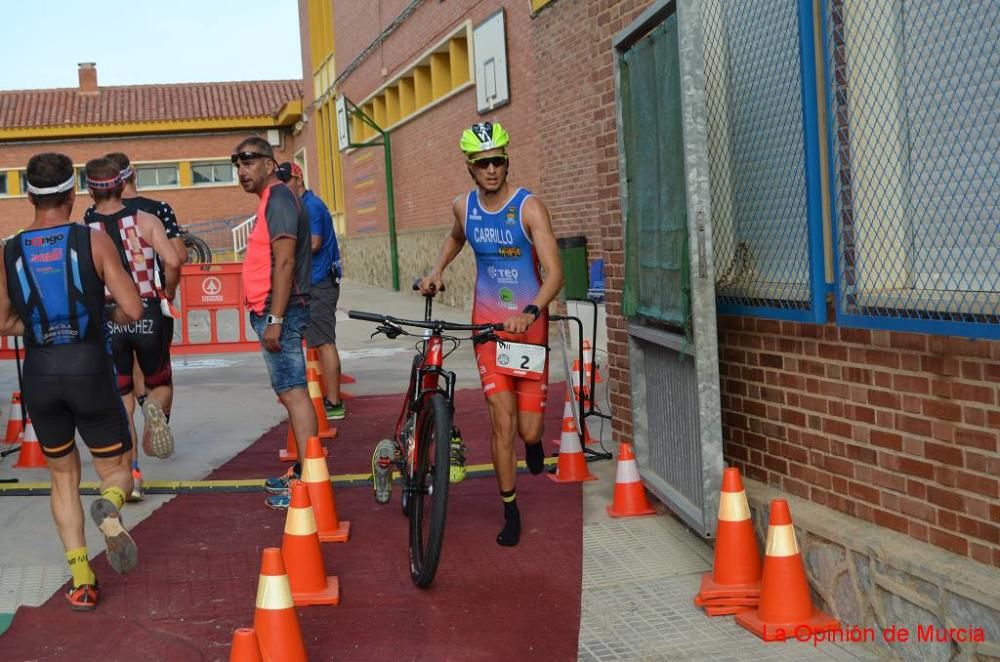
[459,122,509,155]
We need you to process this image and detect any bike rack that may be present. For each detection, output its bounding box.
[551,312,612,462]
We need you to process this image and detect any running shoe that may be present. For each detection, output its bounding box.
[128,468,145,502]
[323,399,346,420]
[141,399,174,459]
[90,498,138,574]
[449,428,467,484]
[65,581,99,611]
[264,491,291,510]
[372,439,396,505]
[264,465,299,494]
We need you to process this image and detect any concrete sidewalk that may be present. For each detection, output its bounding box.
[0,279,883,659]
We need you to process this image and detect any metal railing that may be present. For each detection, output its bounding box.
[230,215,255,258]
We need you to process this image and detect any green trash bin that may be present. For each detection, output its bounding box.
[557,236,588,301]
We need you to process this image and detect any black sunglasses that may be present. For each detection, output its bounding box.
[231,151,274,165]
[468,155,508,169]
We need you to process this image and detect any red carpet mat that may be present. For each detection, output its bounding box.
[0,386,582,661]
[209,382,572,478]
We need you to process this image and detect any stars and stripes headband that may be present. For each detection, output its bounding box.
[25,174,76,196]
[119,165,134,180]
[86,173,123,190]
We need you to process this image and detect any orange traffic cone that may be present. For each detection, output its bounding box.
[282,481,340,606]
[570,359,590,406]
[735,499,839,641]
[339,373,355,400]
[302,435,350,542]
[551,390,596,448]
[582,340,602,384]
[14,418,46,469]
[694,467,762,611]
[4,392,23,444]
[253,548,307,661]
[307,369,337,440]
[229,627,263,662]
[279,426,297,462]
[606,441,656,517]
[306,348,327,399]
[280,424,328,462]
[548,407,597,484]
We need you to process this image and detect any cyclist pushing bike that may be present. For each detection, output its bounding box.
[375,121,564,548]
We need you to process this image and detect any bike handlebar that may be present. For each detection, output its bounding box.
[348,309,501,333]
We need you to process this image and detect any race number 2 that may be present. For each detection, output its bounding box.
[495,341,546,380]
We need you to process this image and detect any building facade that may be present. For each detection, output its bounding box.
[300,2,998,658]
[0,63,302,252]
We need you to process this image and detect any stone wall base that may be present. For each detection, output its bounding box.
[744,480,999,661]
[744,479,1000,662]
[340,227,476,311]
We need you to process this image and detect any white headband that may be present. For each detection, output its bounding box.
[26,174,76,196]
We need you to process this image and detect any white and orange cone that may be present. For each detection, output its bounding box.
[4,392,23,444]
[307,369,337,441]
[229,627,263,662]
[735,499,839,641]
[282,481,340,606]
[582,339,602,384]
[548,409,597,484]
[306,347,327,400]
[14,418,46,469]
[694,467,762,613]
[253,548,307,661]
[606,441,656,517]
[302,435,350,543]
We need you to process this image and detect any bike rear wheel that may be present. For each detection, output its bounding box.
[183,232,212,264]
[408,392,452,587]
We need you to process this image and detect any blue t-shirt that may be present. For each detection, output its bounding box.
[301,189,341,285]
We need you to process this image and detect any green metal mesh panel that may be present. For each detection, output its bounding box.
[622,15,692,330]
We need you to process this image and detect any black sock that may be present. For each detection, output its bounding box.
[496,490,520,547]
[293,462,302,477]
[525,441,545,475]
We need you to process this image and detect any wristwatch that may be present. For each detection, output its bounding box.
[522,304,540,321]
[265,314,284,325]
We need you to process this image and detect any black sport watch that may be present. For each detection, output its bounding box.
[522,304,540,321]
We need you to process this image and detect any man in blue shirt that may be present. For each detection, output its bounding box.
[284,163,345,419]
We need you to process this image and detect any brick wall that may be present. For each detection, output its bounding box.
[532,0,653,444]
[0,131,297,237]
[720,316,1000,567]
[332,0,541,241]
[533,0,999,569]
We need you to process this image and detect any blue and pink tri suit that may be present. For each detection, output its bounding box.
[464,187,548,412]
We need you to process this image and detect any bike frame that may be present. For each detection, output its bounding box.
[393,297,459,486]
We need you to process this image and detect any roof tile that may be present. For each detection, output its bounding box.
[0,80,302,129]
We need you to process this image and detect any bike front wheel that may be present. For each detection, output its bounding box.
[408,392,452,587]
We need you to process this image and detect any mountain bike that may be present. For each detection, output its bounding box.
[348,284,503,587]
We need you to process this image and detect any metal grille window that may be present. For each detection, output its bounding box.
[136,164,179,190]
[192,161,235,185]
[704,0,827,321]
[827,0,999,337]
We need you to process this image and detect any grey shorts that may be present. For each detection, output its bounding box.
[305,277,339,347]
